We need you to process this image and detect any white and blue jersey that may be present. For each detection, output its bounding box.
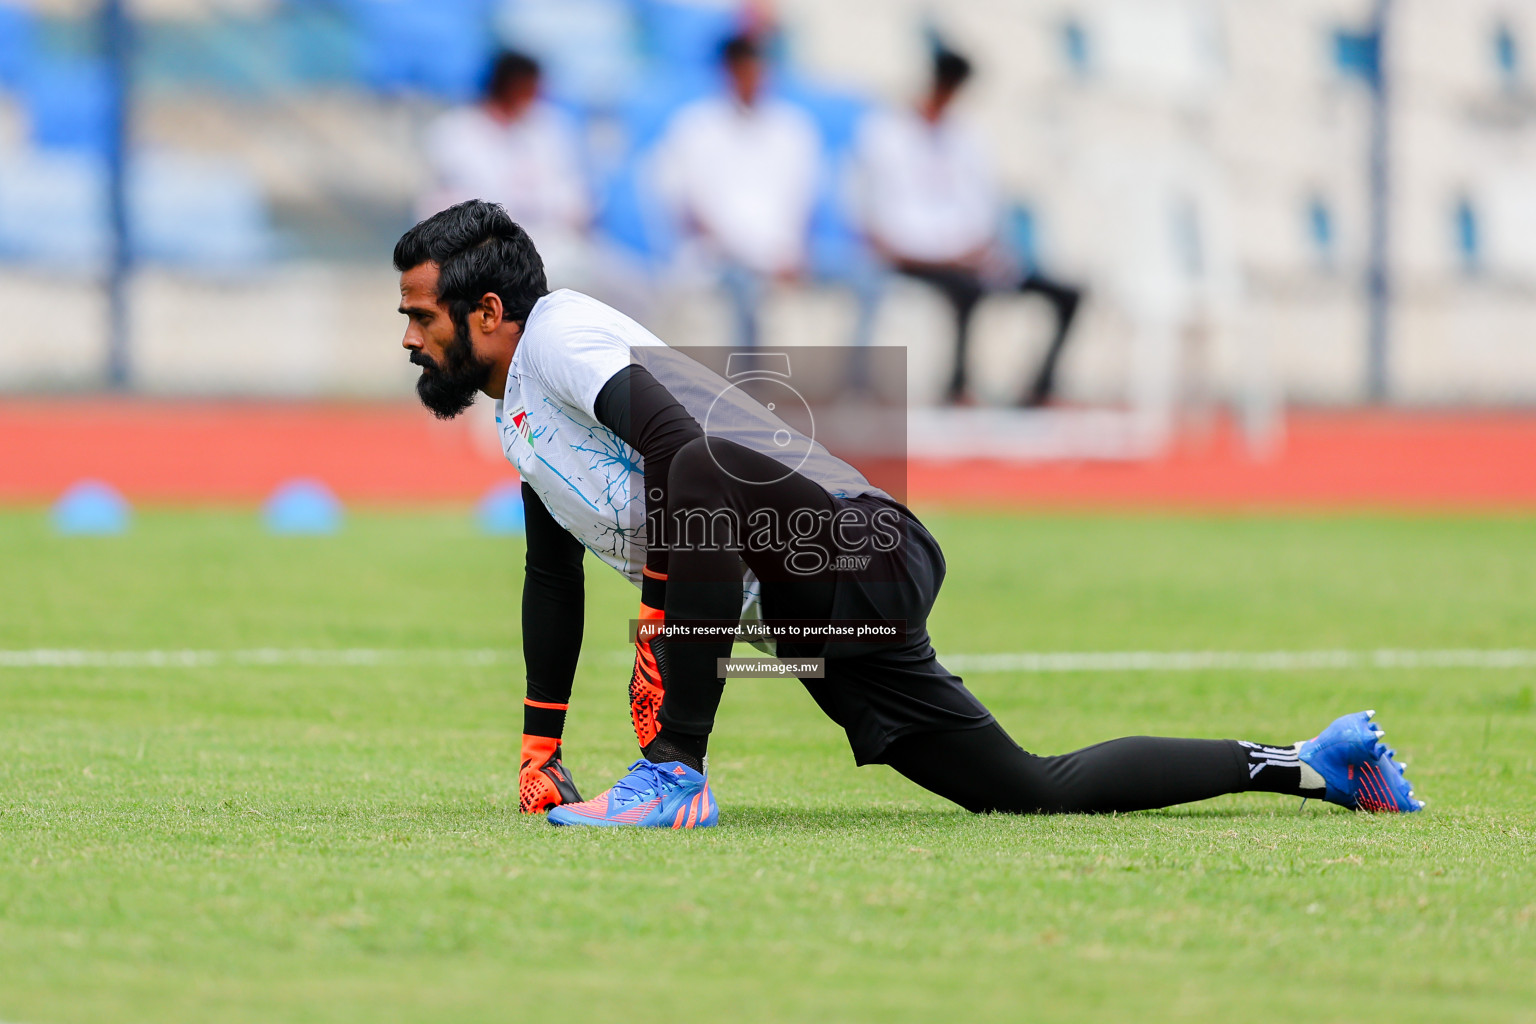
[495,289,882,617]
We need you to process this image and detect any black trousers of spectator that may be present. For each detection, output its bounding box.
[897,262,1082,406]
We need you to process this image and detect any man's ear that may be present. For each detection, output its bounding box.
[477,292,505,333]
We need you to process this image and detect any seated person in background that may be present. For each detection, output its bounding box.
[851,46,1083,406]
[652,32,822,348]
[418,50,591,285]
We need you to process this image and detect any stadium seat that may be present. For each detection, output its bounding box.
[0,0,36,87]
[19,58,116,154]
[616,63,715,153]
[131,150,275,269]
[281,4,363,87]
[1004,202,1040,274]
[137,15,319,96]
[593,153,677,263]
[343,0,497,100]
[634,0,741,70]
[774,79,873,280]
[595,62,714,261]
[492,0,640,111]
[774,75,868,155]
[0,148,274,271]
[805,181,867,282]
[0,150,106,268]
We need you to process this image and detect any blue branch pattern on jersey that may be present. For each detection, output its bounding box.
[536,397,646,568]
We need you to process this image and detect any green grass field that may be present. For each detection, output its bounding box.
[2,510,1534,1024]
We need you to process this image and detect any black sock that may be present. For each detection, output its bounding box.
[1237,740,1313,796]
[522,702,567,741]
[644,726,707,774]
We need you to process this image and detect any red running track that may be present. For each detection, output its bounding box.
[3,399,1535,510]
[0,399,510,504]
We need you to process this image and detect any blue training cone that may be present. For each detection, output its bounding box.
[52,480,131,535]
[263,479,342,535]
[477,481,525,535]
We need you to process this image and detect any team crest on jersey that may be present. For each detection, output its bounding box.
[505,405,535,446]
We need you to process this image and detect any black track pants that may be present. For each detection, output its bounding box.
[657,436,839,737]
[883,722,1253,814]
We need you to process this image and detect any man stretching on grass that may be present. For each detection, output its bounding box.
[393,201,1424,827]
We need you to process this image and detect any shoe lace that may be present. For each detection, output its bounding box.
[609,759,669,805]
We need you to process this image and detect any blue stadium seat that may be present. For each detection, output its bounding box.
[634,0,740,70]
[138,16,317,96]
[0,148,274,271]
[598,61,720,263]
[594,154,677,263]
[19,59,116,154]
[0,0,36,87]
[0,151,106,268]
[281,4,362,87]
[806,184,866,281]
[616,64,714,153]
[775,75,868,155]
[344,0,497,100]
[1004,201,1039,274]
[493,0,641,111]
[775,79,872,279]
[1333,28,1382,87]
[132,151,275,269]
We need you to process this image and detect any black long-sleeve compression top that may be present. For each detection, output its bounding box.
[520,363,703,738]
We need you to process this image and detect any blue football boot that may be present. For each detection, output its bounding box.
[1298,710,1425,812]
[547,759,718,828]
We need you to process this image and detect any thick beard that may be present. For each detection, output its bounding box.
[414,321,492,420]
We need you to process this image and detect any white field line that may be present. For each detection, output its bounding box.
[0,648,508,668]
[942,649,1536,672]
[2,648,1536,672]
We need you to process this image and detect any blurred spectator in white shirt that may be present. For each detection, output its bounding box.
[852,47,1083,406]
[653,32,822,347]
[418,51,590,284]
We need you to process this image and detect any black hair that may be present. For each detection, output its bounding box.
[393,200,548,330]
[720,32,761,65]
[933,47,973,92]
[484,49,541,102]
